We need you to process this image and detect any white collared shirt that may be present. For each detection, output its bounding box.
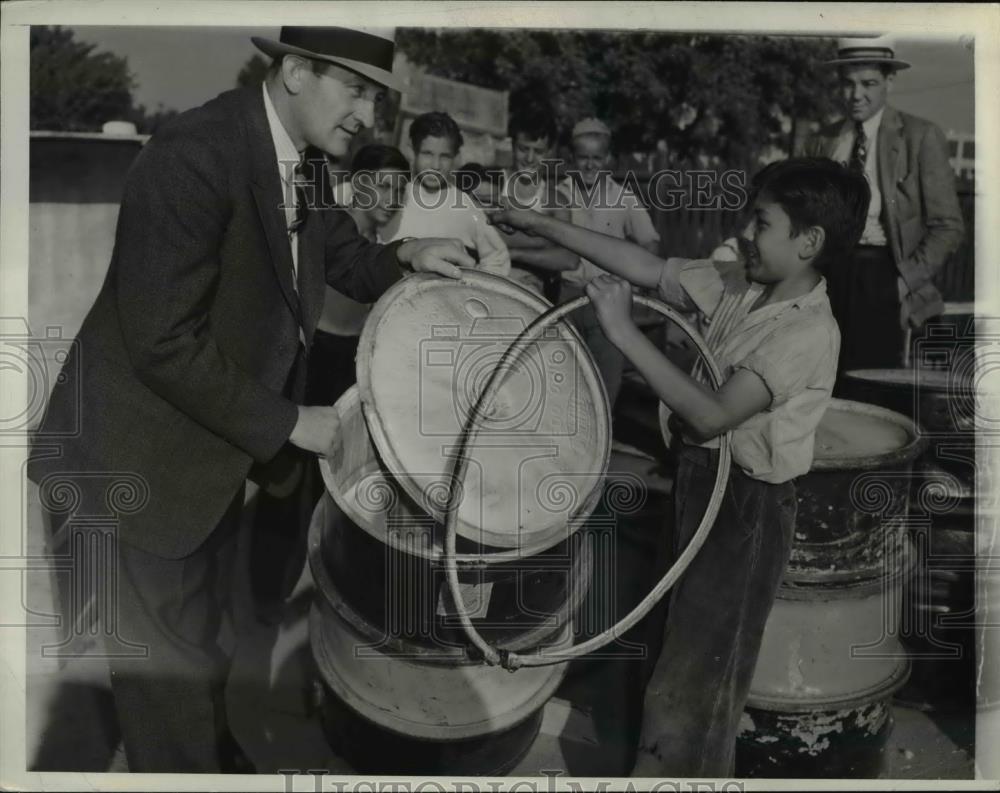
[833,107,887,246]
[657,257,841,483]
[262,82,304,280]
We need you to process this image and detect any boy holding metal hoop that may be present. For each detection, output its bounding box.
[489,157,869,776]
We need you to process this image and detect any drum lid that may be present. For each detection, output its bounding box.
[812,398,925,470]
[844,367,957,391]
[356,270,611,550]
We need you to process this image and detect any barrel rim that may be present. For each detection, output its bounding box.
[308,606,569,740]
[319,386,595,561]
[356,269,612,550]
[809,398,929,471]
[306,496,593,659]
[660,397,928,472]
[843,366,971,392]
[746,658,911,713]
[780,535,919,596]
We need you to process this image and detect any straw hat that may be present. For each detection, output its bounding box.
[826,36,911,71]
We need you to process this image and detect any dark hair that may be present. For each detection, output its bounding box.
[350,144,409,174]
[749,157,871,273]
[508,109,558,146]
[453,161,504,196]
[408,111,463,154]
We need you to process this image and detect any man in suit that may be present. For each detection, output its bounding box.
[802,37,963,374]
[27,27,472,772]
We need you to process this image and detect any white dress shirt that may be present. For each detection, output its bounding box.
[262,82,304,280]
[833,107,887,246]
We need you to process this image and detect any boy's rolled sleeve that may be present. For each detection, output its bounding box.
[657,257,725,318]
[737,319,833,408]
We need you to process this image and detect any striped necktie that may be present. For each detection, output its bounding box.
[288,158,309,240]
[286,158,308,339]
[850,121,868,174]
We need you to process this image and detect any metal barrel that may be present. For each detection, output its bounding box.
[841,367,975,487]
[785,399,927,587]
[307,385,594,774]
[737,400,923,777]
[839,369,977,709]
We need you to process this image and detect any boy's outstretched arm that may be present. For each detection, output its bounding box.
[489,204,665,290]
[587,276,771,442]
[503,203,579,272]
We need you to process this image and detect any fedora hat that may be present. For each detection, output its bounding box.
[826,36,911,71]
[252,27,401,91]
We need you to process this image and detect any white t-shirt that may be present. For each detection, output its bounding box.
[381,181,511,276]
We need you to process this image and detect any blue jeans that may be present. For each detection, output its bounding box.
[633,445,796,777]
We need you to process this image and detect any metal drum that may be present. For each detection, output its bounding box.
[308,497,574,775]
[786,399,927,587]
[839,367,977,709]
[314,386,592,652]
[737,400,924,778]
[308,271,610,775]
[841,366,975,487]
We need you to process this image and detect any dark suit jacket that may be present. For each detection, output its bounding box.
[802,106,964,327]
[28,86,403,559]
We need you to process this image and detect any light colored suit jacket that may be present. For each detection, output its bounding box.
[802,106,964,328]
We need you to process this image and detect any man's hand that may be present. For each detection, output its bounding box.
[586,274,636,345]
[288,405,341,457]
[396,238,473,278]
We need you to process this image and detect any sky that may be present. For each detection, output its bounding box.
[67,26,977,137]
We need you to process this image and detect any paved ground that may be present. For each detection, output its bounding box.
[21,441,976,780]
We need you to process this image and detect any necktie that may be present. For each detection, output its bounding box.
[850,121,868,174]
[287,159,308,344]
[288,159,309,243]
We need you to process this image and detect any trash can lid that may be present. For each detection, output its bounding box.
[356,270,610,550]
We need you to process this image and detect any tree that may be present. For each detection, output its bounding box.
[31,26,182,135]
[395,29,841,171]
[30,26,137,131]
[128,102,180,135]
[237,54,270,88]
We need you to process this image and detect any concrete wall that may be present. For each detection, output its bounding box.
[29,135,144,343]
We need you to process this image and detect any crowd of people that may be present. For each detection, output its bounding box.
[28,25,963,777]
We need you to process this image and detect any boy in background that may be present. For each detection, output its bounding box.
[311,144,412,405]
[381,111,510,277]
[490,158,869,776]
[559,117,660,410]
[498,109,578,299]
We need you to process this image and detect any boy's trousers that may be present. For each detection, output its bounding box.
[633,444,797,778]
